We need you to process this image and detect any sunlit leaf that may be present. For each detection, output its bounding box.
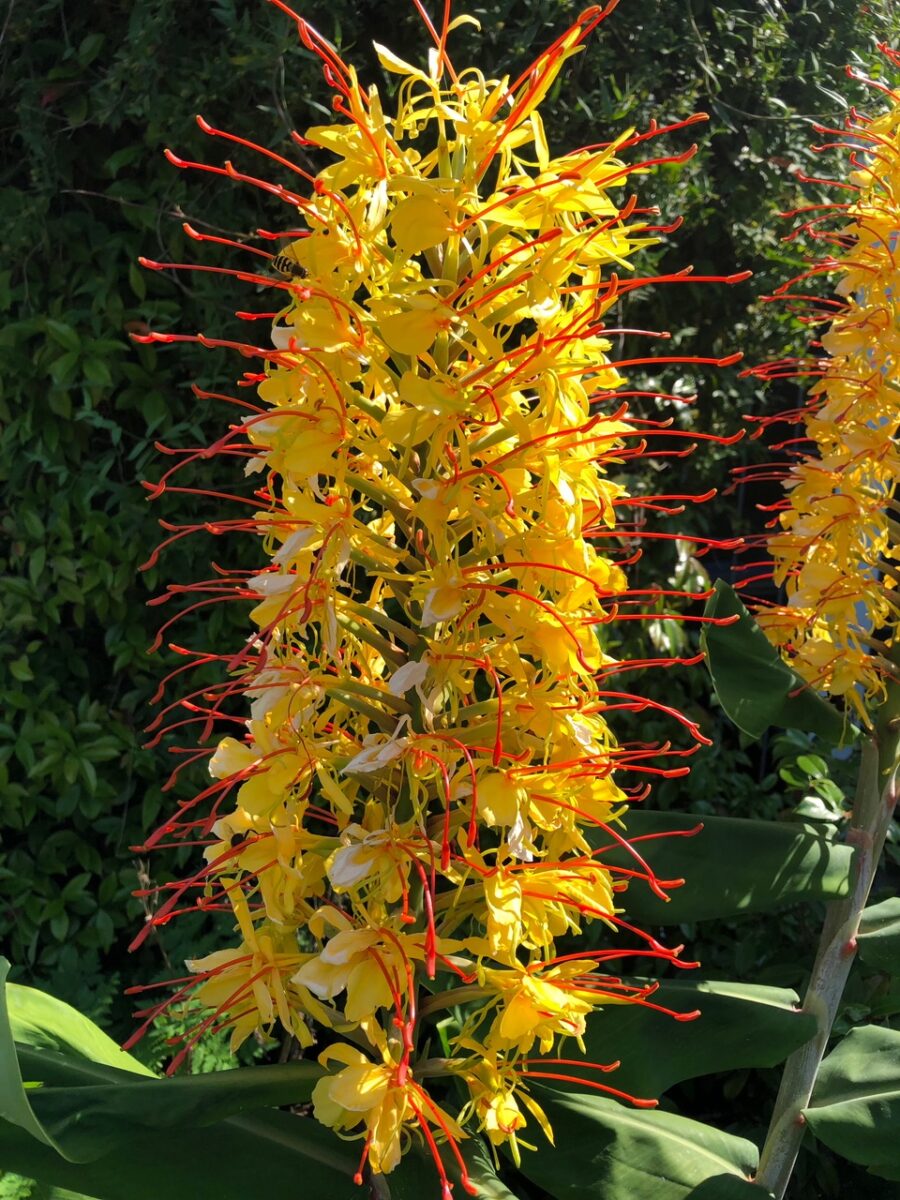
[804,1025,900,1182]
[515,1089,767,1199]
[602,810,854,923]
[701,581,853,743]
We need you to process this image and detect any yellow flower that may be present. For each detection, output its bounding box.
[749,76,900,717]
[312,1044,464,1182]
[139,0,734,1179]
[458,1052,553,1166]
[185,892,315,1053]
[293,923,424,1024]
[484,967,594,1056]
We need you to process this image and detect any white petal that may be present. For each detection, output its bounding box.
[248,572,295,597]
[272,527,318,564]
[508,812,535,862]
[388,659,429,696]
[342,738,406,774]
[270,322,305,350]
[328,843,375,888]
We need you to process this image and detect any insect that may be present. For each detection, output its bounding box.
[271,251,309,279]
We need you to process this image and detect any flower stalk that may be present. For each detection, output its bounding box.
[756,713,900,1197]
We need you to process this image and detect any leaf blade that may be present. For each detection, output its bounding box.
[572,979,815,1098]
[804,1025,900,1182]
[6,983,154,1078]
[515,1089,767,1199]
[603,811,854,923]
[701,580,853,743]
[857,897,900,976]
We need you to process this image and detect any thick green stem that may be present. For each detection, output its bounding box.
[755,709,900,1198]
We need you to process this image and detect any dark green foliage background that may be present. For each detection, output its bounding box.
[0,0,896,1194]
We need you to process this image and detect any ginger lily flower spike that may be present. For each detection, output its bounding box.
[742,48,900,723]
[130,2,746,1192]
[735,49,900,1199]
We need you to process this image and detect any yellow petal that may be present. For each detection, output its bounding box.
[345,958,395,1021]
[208,737,256,780]
[391,195,455,255]
[329,1063,390,1112]
[379,302,452,357]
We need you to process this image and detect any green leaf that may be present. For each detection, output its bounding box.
[48,353,78,386]
[18,1046,325,1164]
[48,392,72,419]
[8,659,34,684]
[82,360,112,388]
[701,580,852,743]
[6,981,154,1078]
[127,263,146,301]
[456,1140,520,1200]
[793,795,842,822]
[796,754,828,777]
[601,810,854,924]
[1,1051,502,1200]
[572,979,815,1099]
[1,961,323,1164]
[390,1137,519,1200]
[43,322,80,354]
[77,34,105,66]
[804,1025,900,1181]
[858,898,900,976]
[515,1089,767,1199]
[0,966,349,1200]
[0,1178,96,1200]
[0,969,58,1154]
[0,1105,358,1200]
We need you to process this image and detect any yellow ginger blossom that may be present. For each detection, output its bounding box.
[312,1043,464,1179]
[748,60,900,719]
[456,1051,554,1166]
[135,0,743,1189]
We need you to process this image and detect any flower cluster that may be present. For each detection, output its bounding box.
[743,52,900,720]
[131,2,744,1191]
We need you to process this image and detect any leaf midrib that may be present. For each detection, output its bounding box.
[552,1098,756,1178]
[807,1085,900,1110]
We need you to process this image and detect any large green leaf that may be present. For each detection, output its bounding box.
[803,1025,900,1182]
[602,810,854,924]
[515,1089,767,1199]
[0,961,322,1164]
[17,1047,325,1163]
[389,1137,519,1200]
[858,897,900,976]
[0,968,57,1155]
[568,979,815,1099]
[0,1104,358,1200]
[5,983,154,1078]
[0,1046,505,1200]
[455,1141,521,1200]
[701,580,853,743]
[0,968,498,1200]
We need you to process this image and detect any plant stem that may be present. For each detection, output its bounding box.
[755,712,900,1199]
